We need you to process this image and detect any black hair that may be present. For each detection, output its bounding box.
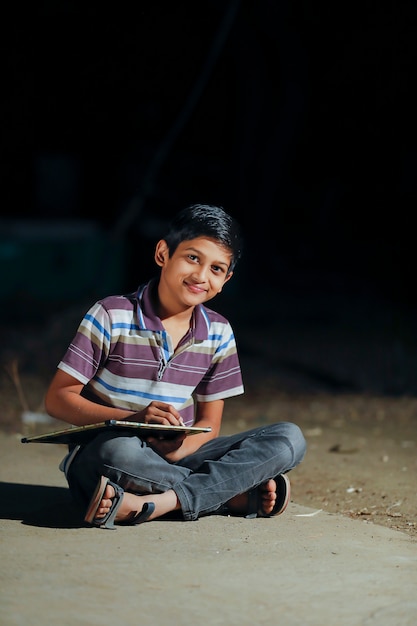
[163,204,243,273]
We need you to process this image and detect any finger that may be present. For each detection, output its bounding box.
[154,403,183,425]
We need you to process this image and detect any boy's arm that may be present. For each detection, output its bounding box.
[44,369,210,431]
[44,369,137,426]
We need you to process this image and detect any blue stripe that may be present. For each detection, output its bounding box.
[160,330,171,361]
[216,333,235,352]
[112,321,140,331]
[85,314,111,342]
[208,331,234,342]
[200,306,211,331]
[96,376,188,404]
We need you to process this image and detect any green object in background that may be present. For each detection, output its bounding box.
[0,220,125,301]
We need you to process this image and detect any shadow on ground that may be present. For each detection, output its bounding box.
[0,482,83,528]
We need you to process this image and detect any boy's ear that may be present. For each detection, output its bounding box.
[218,271,233,293]
[155,240,169,267]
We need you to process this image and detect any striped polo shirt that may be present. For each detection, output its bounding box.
[58,279,244,425]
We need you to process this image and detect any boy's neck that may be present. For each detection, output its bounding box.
[158,303,195,325]
[157,304,195,350]
[151,283,195,324]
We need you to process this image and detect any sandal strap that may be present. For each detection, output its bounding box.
[84,476,124,530]
[124,501,156,525]
[95,480,124,529]
[244,488,259,519]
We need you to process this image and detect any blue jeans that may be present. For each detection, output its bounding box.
[68,422,306,521]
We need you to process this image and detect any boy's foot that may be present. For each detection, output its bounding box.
[226,475,290,518]
[93,483,156,522]
[85,477,180,528]
[92,481,126,521]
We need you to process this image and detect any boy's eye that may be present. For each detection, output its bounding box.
[186,255,225,275]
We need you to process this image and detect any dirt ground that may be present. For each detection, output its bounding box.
[1,370,416,540]
[2,424,417,626]
[1,291,416,540]
[225,388,417,539]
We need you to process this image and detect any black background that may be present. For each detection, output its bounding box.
[3,1,417,394]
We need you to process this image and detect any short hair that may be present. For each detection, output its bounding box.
[163,204,243,272]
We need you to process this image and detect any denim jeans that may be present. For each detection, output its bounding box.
[68,422,306,521]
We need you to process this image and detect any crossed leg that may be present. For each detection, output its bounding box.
[91,478,280,525]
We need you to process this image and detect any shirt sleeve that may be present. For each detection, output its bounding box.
[57,301,112,384]
[194,322,244,402]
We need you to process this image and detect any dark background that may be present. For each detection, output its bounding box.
[2,1,417,395]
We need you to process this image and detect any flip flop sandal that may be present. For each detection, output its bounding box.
[245,473,291,519]
[84,476,155,530]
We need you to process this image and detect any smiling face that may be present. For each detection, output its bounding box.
[154,236,234,315]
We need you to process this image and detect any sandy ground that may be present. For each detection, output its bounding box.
[1,425,417,626]
[2,375,416,539]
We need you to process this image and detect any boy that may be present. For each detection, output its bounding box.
[45,204,306,528]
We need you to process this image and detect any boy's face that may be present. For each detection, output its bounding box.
[155,236,233,308]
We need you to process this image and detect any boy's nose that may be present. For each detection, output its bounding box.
[193,265,209,281]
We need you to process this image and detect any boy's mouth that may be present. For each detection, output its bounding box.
[185,282,207,295]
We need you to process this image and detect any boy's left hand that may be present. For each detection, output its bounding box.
[147,432,187,457]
